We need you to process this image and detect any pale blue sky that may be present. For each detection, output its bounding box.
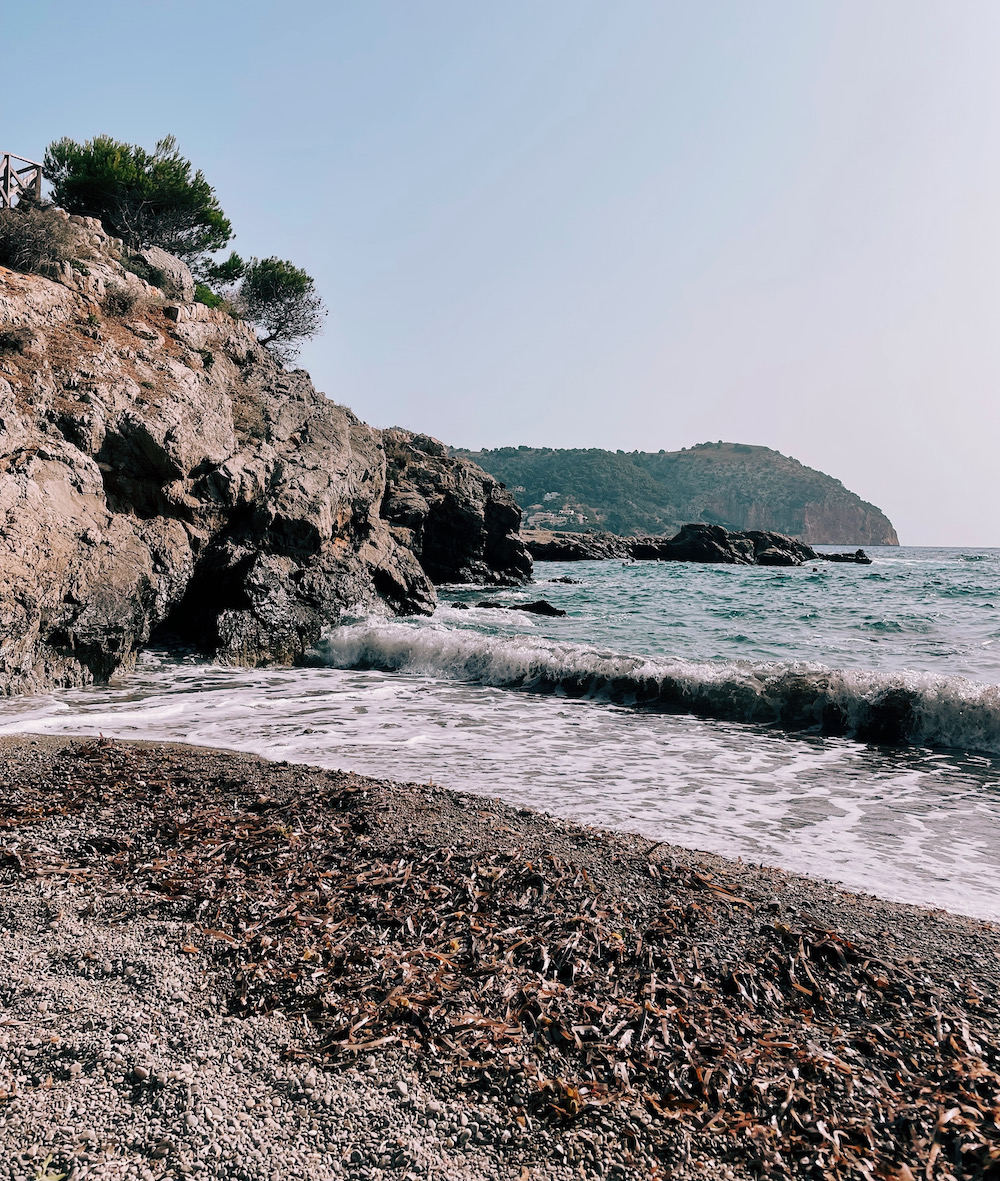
[6,1,1000,544]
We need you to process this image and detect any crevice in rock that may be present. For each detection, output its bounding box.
[97,419,182,518]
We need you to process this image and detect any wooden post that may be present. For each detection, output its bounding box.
[1,152,44,208]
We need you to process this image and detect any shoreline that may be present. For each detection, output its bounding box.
[1,735,998,1180]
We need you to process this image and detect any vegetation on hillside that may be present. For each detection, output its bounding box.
[0,134,326,364]
[453,442,898,544]
[44,135,233,267]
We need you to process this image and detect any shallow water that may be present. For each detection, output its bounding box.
[3,546,1000,921]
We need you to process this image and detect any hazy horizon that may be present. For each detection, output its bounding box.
[7,1,1000,546]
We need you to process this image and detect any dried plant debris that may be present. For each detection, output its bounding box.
[1,736,999,1180]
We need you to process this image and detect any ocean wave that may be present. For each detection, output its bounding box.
[311,620,1000,755]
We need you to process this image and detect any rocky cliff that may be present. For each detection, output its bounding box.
[456,442,899,546]
[0,214,527,695]
[381,430,532,585]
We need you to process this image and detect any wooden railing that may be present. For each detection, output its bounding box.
[1,152,43,208]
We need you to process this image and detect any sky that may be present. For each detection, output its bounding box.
[6,1,1000,545]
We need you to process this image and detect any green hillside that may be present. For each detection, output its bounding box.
[452,442,898,545]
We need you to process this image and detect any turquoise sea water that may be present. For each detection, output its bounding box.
[3,546,1000,920]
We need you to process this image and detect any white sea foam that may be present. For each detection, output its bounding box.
[3,548,1000,920]
[313,618,1000,754]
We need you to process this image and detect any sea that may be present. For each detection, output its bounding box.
[3,546,1000,922]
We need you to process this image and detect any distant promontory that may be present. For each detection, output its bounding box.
[453,442,899,546]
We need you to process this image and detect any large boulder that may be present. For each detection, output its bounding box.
[137,245,195,302]
[381,430,532,585]
[0,251,434,695]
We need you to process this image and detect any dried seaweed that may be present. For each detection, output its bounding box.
[3,738,999,1179]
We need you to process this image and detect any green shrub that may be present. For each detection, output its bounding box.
[201,251,245,287]
[194,282,222,308]
[70,259,90,275]
[236,256,325,364]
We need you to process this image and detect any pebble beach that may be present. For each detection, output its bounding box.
[2,735,998,1181]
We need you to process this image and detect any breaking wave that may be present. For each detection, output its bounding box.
[312,619,1000,755]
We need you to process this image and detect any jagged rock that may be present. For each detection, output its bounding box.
[521,530,631,561]
[381,429,532,585]
[523,523,871,567]
[640,524,816,565]
[137,246,195,302]
[0,249,434,695]
[755,547,801,567]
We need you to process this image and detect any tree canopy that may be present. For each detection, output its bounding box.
[44,134,233,266]
[236,257,326,365]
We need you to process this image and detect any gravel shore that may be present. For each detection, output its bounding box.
[1,735,998,1181]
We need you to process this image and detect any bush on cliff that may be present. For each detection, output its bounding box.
[0,204,78,275]
[235,256,326,364]
[44,134,233,268]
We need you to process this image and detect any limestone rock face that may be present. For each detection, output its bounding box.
[0,251,434,695]
[381,429,533,586]
[137,245,195,302]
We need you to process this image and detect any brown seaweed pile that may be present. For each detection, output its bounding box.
[3,738,999,1179]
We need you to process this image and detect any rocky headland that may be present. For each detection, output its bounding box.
[0,218,530,696]
[455,443,899,546]
[523,523,872,565]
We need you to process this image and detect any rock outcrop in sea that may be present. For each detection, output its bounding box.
[0,215,530,695]
[524,523,871,565]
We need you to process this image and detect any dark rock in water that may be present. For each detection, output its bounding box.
[521,531,632,561]
[449,601,470,610]
[381,429,533,586]
[755,547,801,567]
[821,548,873,565]
[476,599,567,616]
[524,523,873,567]
[637,524,817,565]
[548,576,579,584]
